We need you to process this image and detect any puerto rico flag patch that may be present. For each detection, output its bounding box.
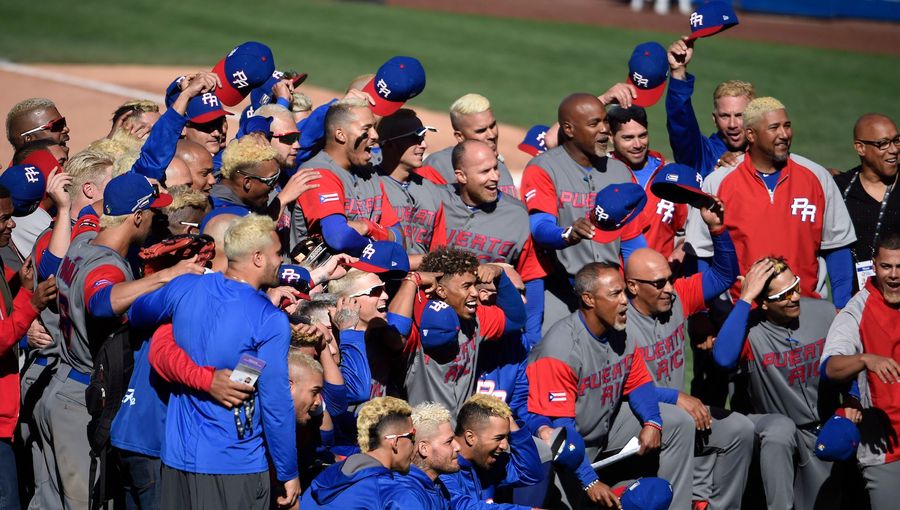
[548,391,567,402]
[319,193,339,204]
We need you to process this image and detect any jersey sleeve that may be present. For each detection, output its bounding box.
[148,323,214,392]
[526,357,577,418]
[378,182,399,228]
[817,164,858,250]
[83,264,127,316]
[427,204,447,251]
[623,348,655,394]
[515,236,549,282]
[520,165,558,215]
[476,304,507,341]
[414,165,447,185]
[296,170,346,229]
[673,273,706,317]
[822,296,864,360]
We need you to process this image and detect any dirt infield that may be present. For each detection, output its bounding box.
[387,0,900,56]
[0,64,531,176]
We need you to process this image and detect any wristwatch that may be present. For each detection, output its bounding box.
[562,226,573,244]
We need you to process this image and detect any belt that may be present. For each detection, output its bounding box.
[66,367,92,385]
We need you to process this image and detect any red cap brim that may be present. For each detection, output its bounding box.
[687,23,736,40]
[628,76,667,107]
[348,260,389,274]
[212,58,248,107]
[362,78,404,117]
[149,193,173,209]
[518,142,542,157]
[189,109,229,124]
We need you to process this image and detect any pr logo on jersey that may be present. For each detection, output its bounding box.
[790,198,816,222]
[656,199,675,224]
[548,391,568,402]
[319,193,339,204]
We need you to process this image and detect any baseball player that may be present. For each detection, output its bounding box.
[6,97,71,158]
[422,93,517,197]
[624,200,754,509]
[665,36,756,177]
[375,109,443,258]
[713,257,848,510]
[293,98,402,256]
[684,97,857,308]
[821,232,900,509]
[608,104,688,259]
[527,262,695,510]
[520,93,648,334]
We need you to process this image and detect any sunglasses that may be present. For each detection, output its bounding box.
[384,428,416,443]
[380,126,435,145]
[237,168,280,188]
[857,135,900,152]
[273,131,300,145]
[630,275,676,290]
[349,283,386,298]
[20,116,67,138]
[766,276,801,301]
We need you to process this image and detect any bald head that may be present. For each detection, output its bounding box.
[854,113,896,140]
[202,213,240,273]
[175,139,215,192]
[557,93,610,160]
[558,93,603,125]
[625,248,669,279]
[853,113,899,180]
[164,156,192,188]
[625,248,676,316]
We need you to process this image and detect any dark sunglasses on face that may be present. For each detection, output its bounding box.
[630,275,676,290]
[856,135,900,152]
[237,168,280,188]
[20,116,67,137]
[273,132,301,145]
[187,118,225,134]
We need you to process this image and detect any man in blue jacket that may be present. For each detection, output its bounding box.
[128,214,299,510]
[440,394,543,509]
[301,396,416,509]
[665,36,756,178]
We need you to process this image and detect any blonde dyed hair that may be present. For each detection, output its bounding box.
[99,213,130,230]
[163,186,209,219]
[65,149,113,200]
[110,128,144,153]
[325,268,368,297]
[113,151,140,178]
[411,402,452,441]
[117,99,158,114]
[6,98,56,142]
[220,136,277,180]
[223,213,276,262]
[288,350,324,375]
[254,104,294,124]
[713,80,756,103]
[463,393,511,419]
[743,97,787,130]
[356,396,413,452]
[87,137,131,160]
[450,94,490,130]
[290,92,313,113]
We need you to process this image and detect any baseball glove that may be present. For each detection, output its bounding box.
[139,233,215,275]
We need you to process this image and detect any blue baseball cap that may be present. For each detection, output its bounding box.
[417,299,460,348]
[349,241,410,279]
[238,115,274,140]
[549,425,586,472]
[0,164,46,216]
[615,478,673,510]
[592,183,647,241]
[213,41,276,107]
[815,415,860,461]
[164,77,231,124]
[103,172,172,216]
[518,125,550,157]
[627,42,669,107]
[278,264,312,299]
[688,1,740,41]
[362,56,426,117]
[649,163,715,208]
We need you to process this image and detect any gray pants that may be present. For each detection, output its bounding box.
[694,408,755,509]
[160,465,270,510]
[19,361,56,510]
[748,414,840,510]
[555,403,695,509]
[862,461,900,510]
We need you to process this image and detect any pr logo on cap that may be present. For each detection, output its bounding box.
[687,1,740,40]
[212,41,276,106]
[362,56,426,117]
[626,42,669,107]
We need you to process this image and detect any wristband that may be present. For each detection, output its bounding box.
[643,421,663,432]
[562,226,573,244]
[584,480,599,492]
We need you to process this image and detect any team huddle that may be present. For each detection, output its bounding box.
[0,2,899,510]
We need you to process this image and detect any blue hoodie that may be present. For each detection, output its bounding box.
[384,464,451,510]
[300,453,396,509]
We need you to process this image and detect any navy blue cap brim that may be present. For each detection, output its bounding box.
[650,182,715,209]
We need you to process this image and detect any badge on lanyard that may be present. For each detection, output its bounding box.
[855,260,875,290]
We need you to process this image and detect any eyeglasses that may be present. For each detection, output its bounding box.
[237,168,280,188]
[349,283,386,298]
[273,131,300,145]
[384,429,416,443]
[857,135,900,151]
[629,275,676,290]
[766,276,801,301]
[19,117,67,138]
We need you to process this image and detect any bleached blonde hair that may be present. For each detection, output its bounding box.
[713,80,756,104]
[743,97,787,130]
[356,396,413,452]
[220,136,278,180]
[6,98,56,142]
[223,213,276,262]
[288,350,324,375]
[325,268,369,298]
[112,151,140,178]
[411,402,453,441]
[116,99,158,114]
[163,186,209,216]
[450,94,491,130]
[86,138,131,160]
[254,104,294,124]
[290,92,313,113]
[463,393,511,419]
[110,128,145,153]
[99,213,130,230]
[65,149,113,200]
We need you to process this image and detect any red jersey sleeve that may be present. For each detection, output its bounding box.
[415,165,447,185]
[296,170,346,231]
[476,304,506,341]
[740,338,755,362]
[72,214,100,239]
[32,230,52,270]
[83,264,127,314]
[673,273,706,317]
[427,204,448,251]
[623,348,654,394]
[378,182,399,228]
[520,165,558,215]
[148,323,214,392]
[0,288,39,354]
[516,236,549,282]
[526,358,577,417]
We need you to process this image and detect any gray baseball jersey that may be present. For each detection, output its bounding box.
[378,172,443,255]
[526,311,656,445]
[29,227,65,360]
[519,147,639,275]
[424,146,518,197]
[56,232,133,374]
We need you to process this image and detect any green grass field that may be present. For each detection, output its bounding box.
[2,0,899,169]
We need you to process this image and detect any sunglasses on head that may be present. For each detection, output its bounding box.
[273,131,300,145]
[384,428,416,443]
[20,117,67,138]
[630,275,676,290]
[349,283,385,298]
[237,168,280,188]
[766,276,801,302]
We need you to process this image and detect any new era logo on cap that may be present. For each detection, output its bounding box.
[362,56,426,117]
[687,1,740,40]
[349,241,410,278]
[627,42,669,107]
[213,41,276,106]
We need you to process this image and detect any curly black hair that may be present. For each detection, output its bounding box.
[420,247,478,277]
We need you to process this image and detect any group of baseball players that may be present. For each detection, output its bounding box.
[0,3,899,510]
